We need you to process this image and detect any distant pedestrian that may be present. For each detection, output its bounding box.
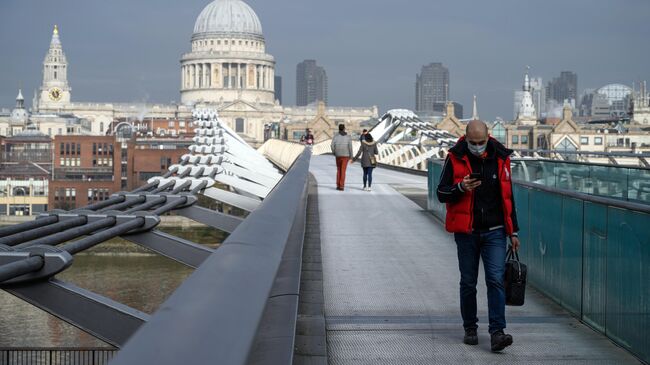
[331,124,353,191]
[436,120,520,352]
[304,128,314,146]
[351,133,379,191]
[359,129,368,142]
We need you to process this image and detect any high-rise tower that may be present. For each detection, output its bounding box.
[415,63,449,113]
[296,60,328,106]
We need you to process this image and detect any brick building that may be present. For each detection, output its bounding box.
[49,135,190,210]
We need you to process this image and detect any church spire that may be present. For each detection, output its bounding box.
[50,24,61,48]
[471,95,479,120]
[523,65,530,92]
[517,66,537,125]
[16,89,24,109]
[38,24,71,109]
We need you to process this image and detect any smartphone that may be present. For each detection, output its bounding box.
[469,172,481,180]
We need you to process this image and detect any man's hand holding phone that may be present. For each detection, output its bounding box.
[461,173,482,192]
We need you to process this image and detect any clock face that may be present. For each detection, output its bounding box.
[48,87,62,101]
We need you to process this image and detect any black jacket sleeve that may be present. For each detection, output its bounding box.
[436,156,465,203]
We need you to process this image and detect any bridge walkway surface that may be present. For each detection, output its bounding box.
[307,155,641,365]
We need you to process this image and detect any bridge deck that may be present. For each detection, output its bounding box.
[309,155,640,365]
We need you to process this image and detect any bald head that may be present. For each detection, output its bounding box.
[465,120,488,145]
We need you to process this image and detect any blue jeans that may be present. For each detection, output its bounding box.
[454,228,507,334]
[362,166,374,187]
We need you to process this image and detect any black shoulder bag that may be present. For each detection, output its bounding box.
[504,246,527,306]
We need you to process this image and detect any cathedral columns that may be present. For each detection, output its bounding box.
[227,63,231,88]
[205,63,209,88]
[210,63,221,87]
[235,63,241,89]
[205,63,212,87]
[191,64,196,89]
[261,66,266,90]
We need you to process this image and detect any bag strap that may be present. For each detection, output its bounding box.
[506,245,520,262]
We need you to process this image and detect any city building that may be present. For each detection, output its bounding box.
[632,81,650,125]
[48,134,191,209]
[296,60,328,106]
[514,76,545,119]
[435,102,464,137]
[415,63,449,113]
[516,69,538,126]
[282,101,376,143]
[579,84,632,119]
[452,102,463,119]
[578,90,612,119]
[21,0,375,146]
[0,125,51,216]
[546,71,577,105]
[274,75,282,104]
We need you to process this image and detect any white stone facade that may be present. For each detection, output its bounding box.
[25,0,378,145]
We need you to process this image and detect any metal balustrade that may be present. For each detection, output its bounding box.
[427,158,650,363]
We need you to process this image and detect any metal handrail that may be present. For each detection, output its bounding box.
[428,158,650,212]
[110,148,311,365]
[513,180,650,214]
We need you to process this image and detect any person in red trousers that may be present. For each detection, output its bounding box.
[330,124,353,191]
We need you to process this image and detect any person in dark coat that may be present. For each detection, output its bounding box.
[351,133,379,191]
[436,120,520,352]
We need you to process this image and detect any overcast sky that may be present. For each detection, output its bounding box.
[1,0,649,120]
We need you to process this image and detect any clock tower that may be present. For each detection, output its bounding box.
[38,25,71,110]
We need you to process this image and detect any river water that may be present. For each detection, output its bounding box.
[0,225,226,348]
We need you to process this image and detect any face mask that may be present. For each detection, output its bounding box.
[468,142,487,156]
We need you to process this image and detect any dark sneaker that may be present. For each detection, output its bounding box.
[490,331,513,352]
[463,328,478,345]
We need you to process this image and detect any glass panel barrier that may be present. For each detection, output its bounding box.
[428,158,650,362]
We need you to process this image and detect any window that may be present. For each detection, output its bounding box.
[88,188,110,202]
[581,136,589,145]
[511,135,519,144]
[521,135,528,144]
[235,118,245,133]
[595,137,603,145]
[58,128,62,135]
[293,131,303,140]
[491,124,506,144]
[48,128,52,136]
[160,157,172,170]
[100,122,104,133]
[557,137,577,152]
[32,204,47,214]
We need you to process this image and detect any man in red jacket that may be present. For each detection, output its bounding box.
[437,120,520,352]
